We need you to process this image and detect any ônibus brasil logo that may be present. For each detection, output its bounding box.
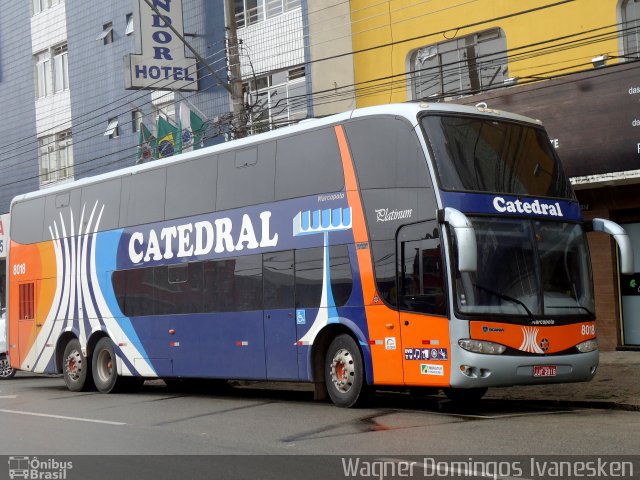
[8,456,72,480]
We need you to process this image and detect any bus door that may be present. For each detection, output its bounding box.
[15,280,39,369]
[263,251,299,380]
[397,221,451,386]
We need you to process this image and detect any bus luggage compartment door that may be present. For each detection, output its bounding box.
[264,309,299,380]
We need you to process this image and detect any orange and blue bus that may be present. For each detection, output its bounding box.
[7,103,632,407]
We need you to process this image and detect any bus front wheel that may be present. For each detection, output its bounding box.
[444,387,488,403]
[325,334,367,408]
[62,338,92,392]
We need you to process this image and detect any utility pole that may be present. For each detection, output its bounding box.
[224,0,248,138]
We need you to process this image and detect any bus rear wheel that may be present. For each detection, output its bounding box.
[0,354,16,379]
[62,338,92,391]
[92,337,124,393]
[325,334,367,408]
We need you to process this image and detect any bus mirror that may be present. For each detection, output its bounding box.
[444,207,477,272]
[592,218,634,274]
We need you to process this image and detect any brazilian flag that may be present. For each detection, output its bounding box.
[156,116,179,159]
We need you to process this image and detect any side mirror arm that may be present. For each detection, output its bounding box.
[440,207,477,272]
[591,218,634,274]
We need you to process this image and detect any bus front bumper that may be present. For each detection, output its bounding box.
[449,349,599,389]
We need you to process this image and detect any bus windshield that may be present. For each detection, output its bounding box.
[452,217,595,320]
[421,114,574,199]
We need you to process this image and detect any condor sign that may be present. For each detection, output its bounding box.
[126,0,198,91]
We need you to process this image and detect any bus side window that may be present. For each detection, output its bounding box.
[275,128,344,201]
[398,221,446,316]
[294,245,353,309]
[294,247,324,309]
[263,250,294,309]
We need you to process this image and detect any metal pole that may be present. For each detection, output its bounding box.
[223,0,248,138]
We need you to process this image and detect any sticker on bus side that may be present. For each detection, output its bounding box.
[404,348,448,361]
[420,364,444,376]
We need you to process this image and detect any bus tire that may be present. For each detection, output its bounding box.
[62,338,92,392]
[325,334,367,408]
[0,354,16,379]
[444,387,487,403]
[92,337,122,393]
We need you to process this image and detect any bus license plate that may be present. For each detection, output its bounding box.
[533,365,557,377]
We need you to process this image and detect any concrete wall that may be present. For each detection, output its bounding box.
[349,0,622,107]
[307,0,356,116]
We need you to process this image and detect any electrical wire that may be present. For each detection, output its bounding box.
[0,0,636,193]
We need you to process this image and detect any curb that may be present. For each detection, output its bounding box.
[483,397,640,412]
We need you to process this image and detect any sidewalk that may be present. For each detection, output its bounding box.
[483,351,640,410]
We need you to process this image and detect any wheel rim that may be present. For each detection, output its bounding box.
[96,349,113,383]
[65,350,83,382]
[330,348,355,394]
[0,357,13,377]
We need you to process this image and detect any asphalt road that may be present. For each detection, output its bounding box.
[1,374,639,479]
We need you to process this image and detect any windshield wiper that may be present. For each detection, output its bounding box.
[473,283,535,318]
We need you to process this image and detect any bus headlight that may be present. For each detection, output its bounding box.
[459,339,506,355]
[576,339,598,353]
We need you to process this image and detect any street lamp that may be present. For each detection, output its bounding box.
[591,54,608,68]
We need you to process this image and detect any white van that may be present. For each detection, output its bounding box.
[0,308,16,379]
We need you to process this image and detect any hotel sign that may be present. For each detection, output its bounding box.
[125,0,198,91]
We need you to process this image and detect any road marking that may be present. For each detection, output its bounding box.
[0,395,18,399]
[0,409,126,426]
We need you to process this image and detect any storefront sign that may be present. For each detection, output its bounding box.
[457,62,640,178]
[0,214,9,259]
[620,274,640,296]
[125,0,198,91]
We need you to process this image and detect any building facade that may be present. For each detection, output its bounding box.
[5,0,637,350]
[0,3,40,214]
[0,0,315,309]
[0,0,319,216]
[348,0,640,350]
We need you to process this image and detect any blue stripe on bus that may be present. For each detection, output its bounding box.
[96,229,153,367]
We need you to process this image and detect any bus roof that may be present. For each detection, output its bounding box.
[10,102,542,207]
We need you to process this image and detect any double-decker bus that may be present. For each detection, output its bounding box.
[7,103,632,407]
